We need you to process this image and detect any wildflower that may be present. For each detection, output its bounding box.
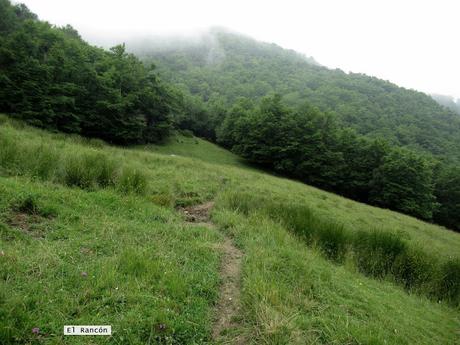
[81,271,88,277]
[32,327,40,335]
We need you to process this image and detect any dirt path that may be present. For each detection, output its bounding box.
[179,202,245,344]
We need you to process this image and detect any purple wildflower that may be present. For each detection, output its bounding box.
[32,327,40,335]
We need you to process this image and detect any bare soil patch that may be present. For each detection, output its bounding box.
[7,212,47,238]
[179,201,215,223]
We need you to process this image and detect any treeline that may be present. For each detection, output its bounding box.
[136,29,460,162]
[216,95,460,231]
[0,0,172,144]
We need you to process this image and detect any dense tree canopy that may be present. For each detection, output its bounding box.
[217,95,442,220]
[0,0,172,144]
[132,29,460,162]
[218,95,439,221]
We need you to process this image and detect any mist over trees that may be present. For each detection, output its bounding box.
[134,29,460,163]
[431,94,460,115]
[0,0,172,144]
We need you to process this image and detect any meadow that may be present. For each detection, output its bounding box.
[0,115,459,344]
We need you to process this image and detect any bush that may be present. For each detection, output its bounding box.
[179,129,194,138]
[0,113,8,125]
[91,154,117,188]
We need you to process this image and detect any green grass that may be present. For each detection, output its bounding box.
[0,115,459,344]
[219,192,460,304]
[211,209,459,344]
[141,134,247,167]
[0,179,221,344]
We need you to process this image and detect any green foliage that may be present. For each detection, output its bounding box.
[0,1,172,144]
[433,165,460,231]
[136,29,460,162]
[369,147,437,220]
[134,30,460,231]
[437,259,460,302]
[219,95,438,222]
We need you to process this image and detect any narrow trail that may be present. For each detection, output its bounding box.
[179,202,245,344]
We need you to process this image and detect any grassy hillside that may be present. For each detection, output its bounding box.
[1,116,459,344]
[142,134,246,167]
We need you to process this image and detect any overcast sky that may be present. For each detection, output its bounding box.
[20,0,460,100]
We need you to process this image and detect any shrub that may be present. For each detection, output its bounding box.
[0,113,8,125]
[91,154,117,188]
[179,129,194,138]
[86,138,106,148]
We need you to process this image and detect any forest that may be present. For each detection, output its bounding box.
[0,0,172,144]
[1,1,459,232]
[133,29,460,163]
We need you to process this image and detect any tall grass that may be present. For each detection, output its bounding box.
[220,191,460,305]
[0,124,147,195]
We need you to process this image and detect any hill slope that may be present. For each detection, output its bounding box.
[130,29,460,162]
[1,116,459,344]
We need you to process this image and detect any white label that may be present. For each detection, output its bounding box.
[64,325,111,336]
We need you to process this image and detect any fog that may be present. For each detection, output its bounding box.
[19,0,460,99]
